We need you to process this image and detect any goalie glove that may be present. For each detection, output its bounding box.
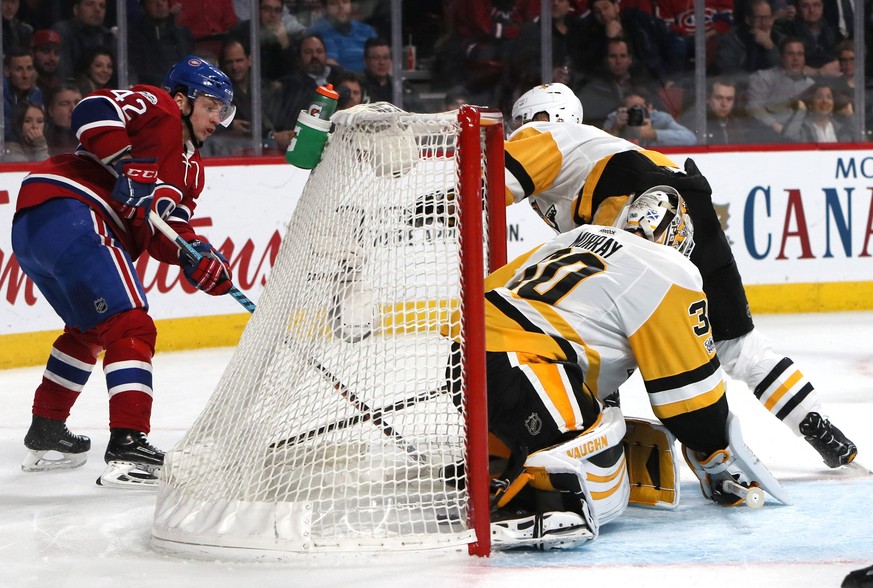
[682,446,757,506]
[682,413,792,507]
[179,240,233,296]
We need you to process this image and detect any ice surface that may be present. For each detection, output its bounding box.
[1,312,871,588]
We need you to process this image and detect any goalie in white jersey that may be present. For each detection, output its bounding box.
[501,82,857,469]
[482,186,790,551]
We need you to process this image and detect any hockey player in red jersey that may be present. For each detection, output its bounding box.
[12,56,237,488]
[503,82,857,470]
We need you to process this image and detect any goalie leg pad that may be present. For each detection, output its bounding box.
[623,418,680,509]
[523,406,629,529]
[683,412,792,507]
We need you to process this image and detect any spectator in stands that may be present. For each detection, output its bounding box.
[654,0,734,71]
[3,0,34,54]
[129,0,194,86]
[506,0,587,99]
[443,85,470,110]
[17,0,65,31]
[823,0,854,40]
[74,45,114,97]
[174,0,236,58]
[336,70,365,110]
[715,0,787,78]
[4,47,43,142]
[306,0,377,73]
[575,0,679,85]
[52,0,116,82]
[602,85,697,145]
[746,37,816,139]
[577,38,657,128]
[265,33,343,151]
[783,81,858,141]
[683,77,759,144]
[44,83,82,156]
[361,37,418,109]
[207,37,279,156]
[829,40,872,131]
[232,0,305,82]
[3,102,48,162]
[31,28,63,95]
[775,0,841,76]
[437,0,539,98]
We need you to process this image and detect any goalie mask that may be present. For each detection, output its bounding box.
[511,83,584,128]
[620,185,695,258]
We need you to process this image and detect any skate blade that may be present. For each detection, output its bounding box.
[21,449,87,472]
[96,460,162,489]
[838,457,873,477]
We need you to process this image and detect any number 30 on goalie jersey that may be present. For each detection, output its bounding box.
[485,225,728,451]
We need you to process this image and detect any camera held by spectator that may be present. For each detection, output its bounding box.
[626,104,647,126]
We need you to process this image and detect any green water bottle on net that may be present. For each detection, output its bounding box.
[285,84,340,169]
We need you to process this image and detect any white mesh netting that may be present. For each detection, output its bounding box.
[152,104,497,556]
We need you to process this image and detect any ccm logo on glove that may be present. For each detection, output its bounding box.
[111,157,158,209]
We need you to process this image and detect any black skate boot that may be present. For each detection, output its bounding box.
[22,415,91,471]
[843,563,873,588]
[799,412,858,468]
[96,428,165,488]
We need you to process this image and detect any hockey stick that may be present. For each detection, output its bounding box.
[290,352,429,464]
[270,384,450,449]
[148,211,256,314]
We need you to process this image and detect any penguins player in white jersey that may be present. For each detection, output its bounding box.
[501,82,857,470]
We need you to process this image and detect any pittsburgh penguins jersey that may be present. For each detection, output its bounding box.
[504,121,682,232]
[16,86,204,263]
[485,225,728,451]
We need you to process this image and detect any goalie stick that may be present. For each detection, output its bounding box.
[270,384,450,449]
[148,211,257,314]
[286,350,430,465]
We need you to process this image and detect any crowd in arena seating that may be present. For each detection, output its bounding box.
[2,0,871,161]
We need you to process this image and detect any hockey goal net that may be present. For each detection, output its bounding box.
[151,104,505,558]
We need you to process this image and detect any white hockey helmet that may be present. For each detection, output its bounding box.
[511,83,584,128]
[620,185,695,258]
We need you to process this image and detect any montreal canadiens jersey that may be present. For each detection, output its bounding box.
[16,85,204,262]
[485,225,726,435]
[504,121,681,233]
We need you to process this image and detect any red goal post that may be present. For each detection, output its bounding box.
[151,103,506,558]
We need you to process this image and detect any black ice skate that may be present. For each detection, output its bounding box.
[22,415,91,472]
[96,428,164,489]
[843,563,873,588]
[799,412,858,468]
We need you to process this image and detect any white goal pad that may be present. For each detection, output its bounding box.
[152,104,505,558]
